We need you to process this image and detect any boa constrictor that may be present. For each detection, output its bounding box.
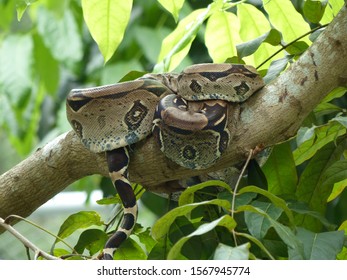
[66,63,264,259]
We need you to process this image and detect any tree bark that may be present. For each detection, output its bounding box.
[1,5,347,232]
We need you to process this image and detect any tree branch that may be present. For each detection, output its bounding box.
[0,217,60,260]
[1,5,347,232]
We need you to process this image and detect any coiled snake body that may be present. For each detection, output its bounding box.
[66,63,264,259]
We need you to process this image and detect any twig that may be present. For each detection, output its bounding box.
[0,217,61,260]
[256,24,329,69]
[5,214,76,253]
[231,149,254,246]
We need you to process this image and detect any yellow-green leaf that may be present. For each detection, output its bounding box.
[263,0,310,44]
[320,0,344,24]
[16,0,38,21]
[55,211,104,243]
[157,0,185,22]
[81,0,133,63]
[205,10,241,63]
[328,178,347,202]
[238,3,271,41]
[156,8,208,72]
[338,220,347,234]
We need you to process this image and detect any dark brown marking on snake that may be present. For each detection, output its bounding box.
[124,101,149,130]
[233,81,250,95]
[200,65,258,81]
[97,115,106,129]
[189,80,202,93]
[141,79,170,97]
[226,65,259,78]
[67,96,93,112]
[70,120,83,138]
[182,145,197,160]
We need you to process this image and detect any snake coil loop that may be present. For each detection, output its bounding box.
[66,63,264,259]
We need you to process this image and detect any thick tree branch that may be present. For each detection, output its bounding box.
[1,5,347,231]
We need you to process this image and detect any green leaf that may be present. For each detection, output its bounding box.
[236,31,271,59]
[314,103,342,118]
[238,3,271,41]
[16,0,37,21]
[155,8,208,72]
[238,185,295,226]
[303,0,328,23]
[213,243,250,260]
[327,178,347,202]
[338,220,347,234]
[333,116,347,128]
[114,237,147,260]
[37,7,83,65]
[319,87,347,104]
[55,211,104,243]
[134,26,171,64]
[237,3,282,68]
[296,126,317,146]
[235,232,275,260]
[53,248,73,258]
[244,201,283,239]
[178,180,232,206]
[135,226,157,254]
[81,0,133,63]
[101,60,144,85]
[147,237,172,260]
[293,122,346,165]
[152,199,231,240]
[320,0,344,24]
[238,204,304,258]
[337,247,347,260]
[0,34,33,104]
[0,1,15,30]
[295,140,347,230]
[262,142,297,195]
[288,228,344,260]
[33,33,59,94]
[96,195,121,205]
[168,215,236,260]
[285,41,309,55]
[205,10,240,63]
[263,0,311,44]
[289,202,336,231]
[263,56,292,84]
[74,229,108,256]
[157,0,184,22]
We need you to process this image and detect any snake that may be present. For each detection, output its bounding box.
[66,63,264,259]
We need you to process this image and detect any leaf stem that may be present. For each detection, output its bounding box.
[257,24,329,69]
[231,149,253,245]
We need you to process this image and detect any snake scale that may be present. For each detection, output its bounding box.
[66,63,264,259]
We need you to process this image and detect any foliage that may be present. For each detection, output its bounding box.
[1,0,347,260]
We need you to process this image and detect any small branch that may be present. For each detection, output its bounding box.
[0,217,61,260]
[231,149,253,246]
[5,214,76,253]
